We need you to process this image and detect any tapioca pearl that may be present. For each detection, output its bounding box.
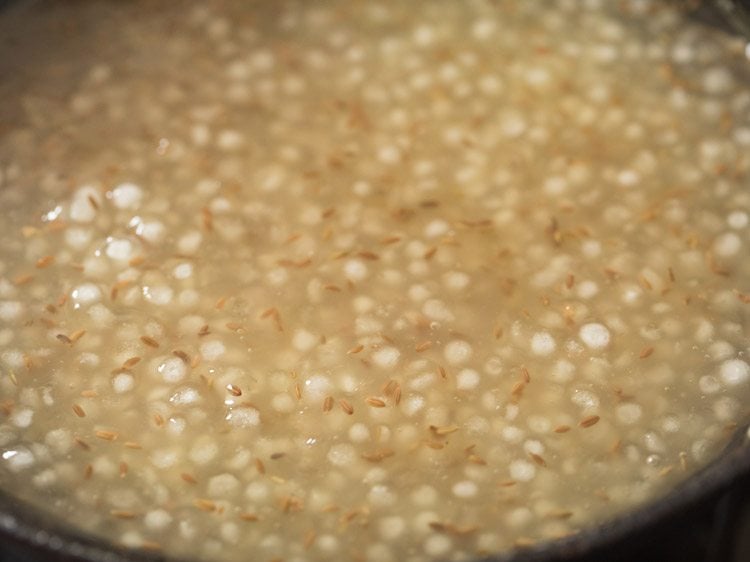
[576,280,599,299]
[134,219,166,244]
[409,372,437,391]
[0,301,22,321]
[299,375,330,403]
[703,66,734,94]
[456,368,480,390]
[355,316,383,336]
[177,290,199,308]
[504,403,520,422]
[571,389,600,410]
[2,447,35,472]
[643,431,667,454]
[660,415,681,433]
[292,329,318,352]
[200,340,225,361]
[713,232,742,257]
[372,346,400,368]
[451,480,477,498]
[142,285,173,306]
[111,183,143,209]
[119,532,146,549]
[401,394,425,417]
[499,111,527,138]
[190,124,211,146]
[266,267,289,287]
[444,340,472,365]
[348,423,370,443]
[0,329,12,346]
[413,159,435,176]
[720,359,749,386]
[343,259,368,281]
[523,440,545,456]
[10,408,33,428]
[81,255,109,279]
[150,448,179,469]
[408,284,430,302]
[1,350,26,370]
[671,42,694,64]
[352,296,375,314]
[368,484,396,507]
[424,219,449,238]
[708,341,734,361]
[509,459,536,482]
[548,359,575,383]
[242,481,271,505]
[216,129,244,150]
[224,406,260,428]
[352,180,372,197]
[543,175,568,195]
[0,279,13,299]
[382,269,403,285]
[177,230,203,255]
[144,509,173,532]
[65,227,93,250]
[616,169,640,187]
[364,468,388,486]
[379,516,406,540]
[112,373,135,393]
[484,357,503,377]
[408,485,437,508]
[442,125,466,146]
[465,416,491,434]
[270,394,295,414]
[579,323,610,349]
[169,387,201,406]
[478,74,503,95]
[443,271,469,290]
[422,299,455,322]
[327,443,356,467]
[105,238,134,261]
[32,469,57,489]
[298,205,322,226]
[407,260,429,277]
[581,239,602,257]
[404,240,427,259]
[621,284,643,305]
[727,210,748,229]
[69,186,101,223]
[501,426,524,444]
[525,66,551,87]
[471,18,496,40]
[173,263,193,280]
[409,71,435,92]
[424,534,452,557]
[157,357,187,383]
[530,332,556,356]
[207,473,240,498]
[439,62,461,83]
[71,283,102,306]
[316,534,340,553]
[527,415,551,433]
[616,403,643,424]
[714,396,741,422]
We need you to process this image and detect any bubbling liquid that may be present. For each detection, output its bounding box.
[0,1,749,561]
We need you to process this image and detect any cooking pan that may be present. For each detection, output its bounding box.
[1,0,749,561]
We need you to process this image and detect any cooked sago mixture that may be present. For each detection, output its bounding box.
[0,0,749,560]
